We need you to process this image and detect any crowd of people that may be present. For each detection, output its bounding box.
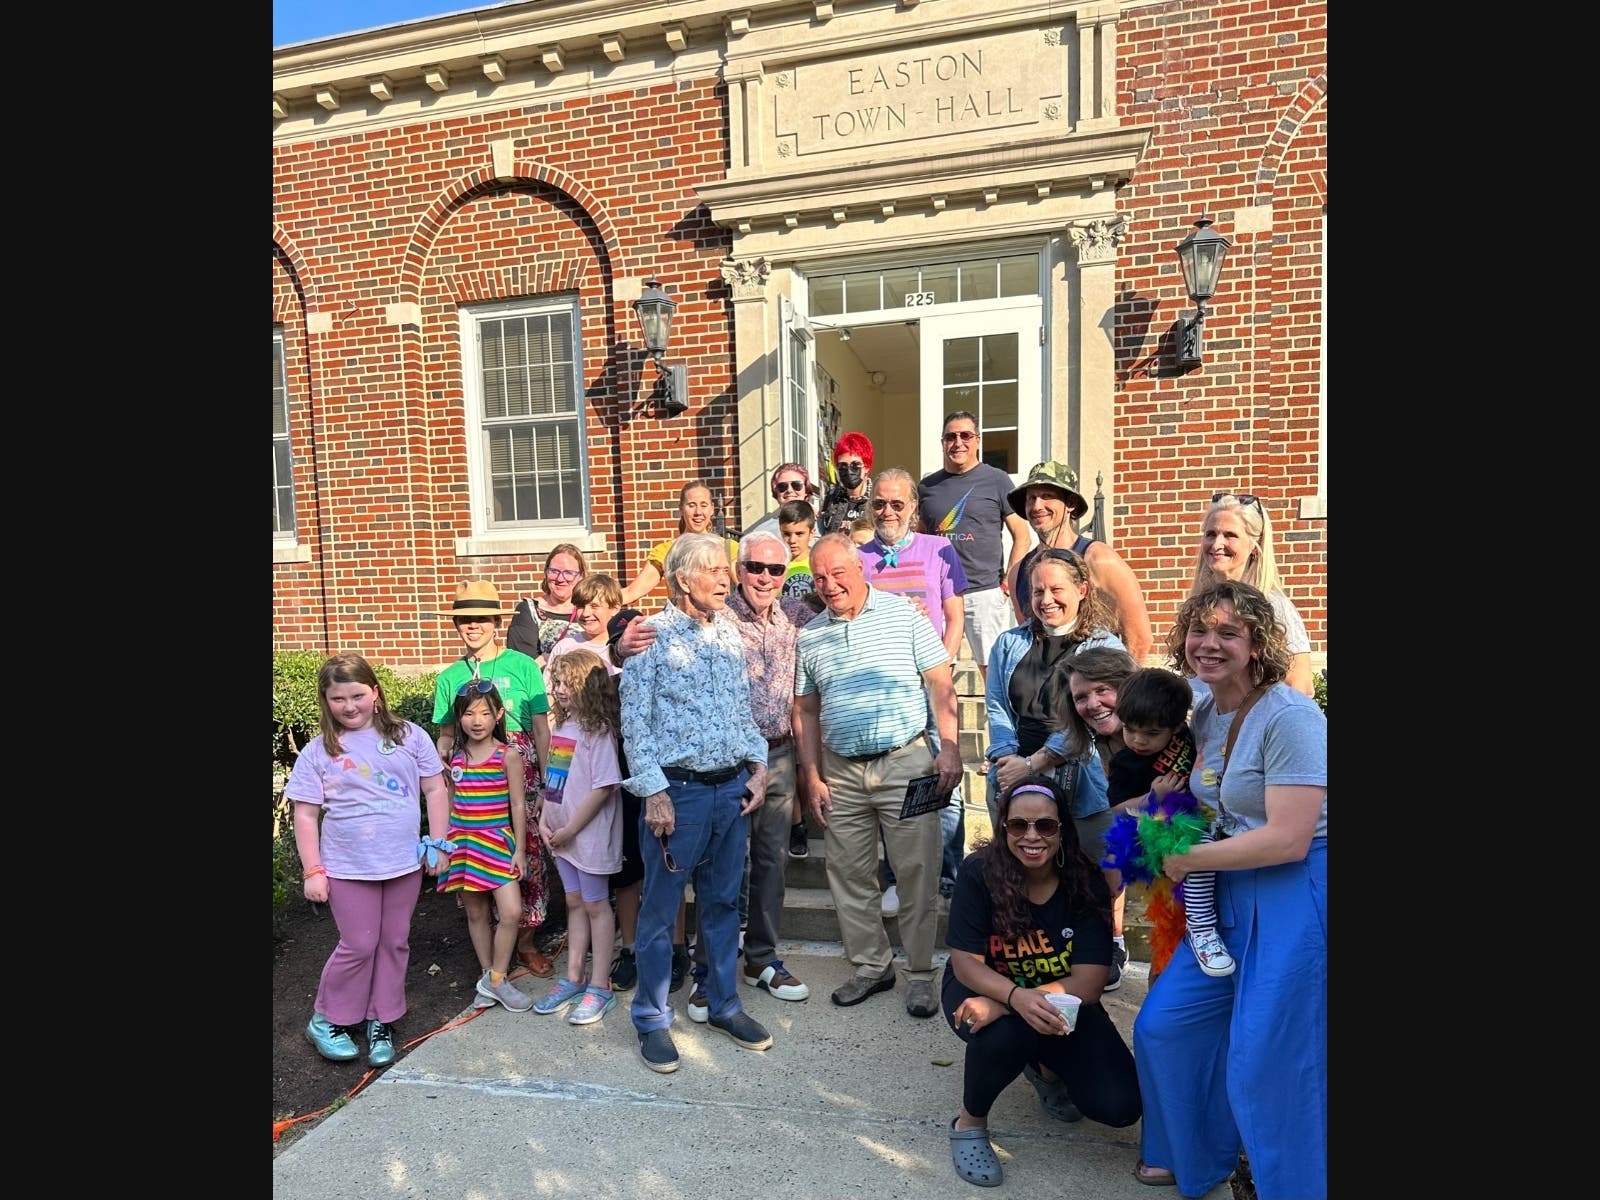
[283,421,1326,1198]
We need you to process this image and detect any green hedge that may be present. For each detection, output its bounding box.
[1314,669,1327,716]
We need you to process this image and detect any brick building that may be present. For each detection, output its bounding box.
[273,0,1327,674]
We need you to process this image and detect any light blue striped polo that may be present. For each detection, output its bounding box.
[795,585,949,758]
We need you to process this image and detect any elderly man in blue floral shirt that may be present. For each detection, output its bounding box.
[619,533,772,1074]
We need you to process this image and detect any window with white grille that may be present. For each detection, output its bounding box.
[272,328,296,539]
[461,297,588,533]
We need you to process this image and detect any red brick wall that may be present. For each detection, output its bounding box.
[1114,0,1327,659]
[273,79,736,669]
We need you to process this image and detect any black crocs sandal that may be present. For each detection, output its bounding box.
[949,1118,1002,1187]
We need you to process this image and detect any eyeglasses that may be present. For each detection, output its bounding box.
[869,498,908,512]
[1212,492,1260,510]
[658,832,682,873]
[942,430,977,443]
[741,560,786,577]
[456,679,498,697]
[546,568,581,581]
[775,480,806,493]
[1004,817,1062,837]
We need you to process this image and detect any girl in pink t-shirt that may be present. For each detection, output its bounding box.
[533,648,625,1025]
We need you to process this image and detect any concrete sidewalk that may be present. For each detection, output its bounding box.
[272,946,1229,1199]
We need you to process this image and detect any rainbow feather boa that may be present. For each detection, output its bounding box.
[1100,787,1214,978]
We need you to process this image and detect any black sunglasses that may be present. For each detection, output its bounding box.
[456,679,498,697]
[1004,816,1062,837]
[775,480,807,493]
[742,561,786,577]
[942,430,977,443]
[869,498,908,512]
[1212,492,1260,510]
[658,832,682,873]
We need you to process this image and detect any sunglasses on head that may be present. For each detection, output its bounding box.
[456,679,498,697]
[1213,492,1260,510]
[658,832,682,873]
[869,498,908,512]
[742,560,786,577]
[1004,816,1061,837]
[942,430,977,443]
[776,479,806,493]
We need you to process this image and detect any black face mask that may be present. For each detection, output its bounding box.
[837,463,863,488]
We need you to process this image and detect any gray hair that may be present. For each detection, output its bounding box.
[663,532,730,600]
[871,467,917,500]
[738,528,788,563]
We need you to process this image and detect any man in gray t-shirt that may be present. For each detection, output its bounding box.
[917,411,1031,681]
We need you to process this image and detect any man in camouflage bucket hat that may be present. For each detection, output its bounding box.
[1003,462,1152,664]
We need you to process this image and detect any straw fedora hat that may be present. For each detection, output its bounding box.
[443,579,506,618]
[1007,461,1089,520]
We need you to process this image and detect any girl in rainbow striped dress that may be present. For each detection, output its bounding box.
[440,681,534,1013]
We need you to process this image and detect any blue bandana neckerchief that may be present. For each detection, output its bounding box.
[877,531,914,569]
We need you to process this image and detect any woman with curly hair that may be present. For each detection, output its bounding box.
[940,772,1141,1187]
[1130,579,1327,1196]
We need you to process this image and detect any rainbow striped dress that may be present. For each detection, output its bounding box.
[439,745,517,892]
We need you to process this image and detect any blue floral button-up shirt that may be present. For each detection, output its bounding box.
[619,602,768,797]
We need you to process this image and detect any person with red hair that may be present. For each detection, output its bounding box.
[817,432,875,536]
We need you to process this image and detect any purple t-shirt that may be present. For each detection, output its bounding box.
[283,722,445,881]
[543,718,625,875]
[856,531,968,641]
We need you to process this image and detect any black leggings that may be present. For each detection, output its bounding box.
[940,974,1142,1125]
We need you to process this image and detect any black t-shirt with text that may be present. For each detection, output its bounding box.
[943,851,1113,989]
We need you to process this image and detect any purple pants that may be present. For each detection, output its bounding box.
[315,871,421,1026]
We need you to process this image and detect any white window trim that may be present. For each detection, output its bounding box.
[272,326,299,551]
[458,295,592,548]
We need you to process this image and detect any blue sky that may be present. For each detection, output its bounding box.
[274,1,501,48]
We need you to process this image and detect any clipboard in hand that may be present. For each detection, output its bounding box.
[900,774,945,819]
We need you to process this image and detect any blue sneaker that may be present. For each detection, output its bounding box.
[305,1012,360,1061]
[532,976,587,1015]
[366,1020,396,1067]
[567,986,617,1025]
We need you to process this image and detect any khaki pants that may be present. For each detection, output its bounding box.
[820,737,941,980]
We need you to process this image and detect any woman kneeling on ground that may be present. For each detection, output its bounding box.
[941,773,1142,1188]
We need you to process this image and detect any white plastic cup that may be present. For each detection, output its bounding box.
[1044,992,1081,1031]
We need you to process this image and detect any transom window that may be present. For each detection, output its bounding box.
[809,254,1037,317]
[462,297,588,532]
[272,327,296,539]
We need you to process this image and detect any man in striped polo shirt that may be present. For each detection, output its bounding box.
[793,533,964,1019]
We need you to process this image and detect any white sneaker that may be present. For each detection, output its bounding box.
[1189,927,1236,977]
[881,884,900,916]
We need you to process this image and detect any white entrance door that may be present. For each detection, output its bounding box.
[916,303,1042,487]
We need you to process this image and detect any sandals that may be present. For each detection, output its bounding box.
[1134,1161,1177,1187]
[949,1118,1002,1187]
[1022,1063,1083,1123]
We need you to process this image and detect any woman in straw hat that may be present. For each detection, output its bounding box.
[433,580,561,976]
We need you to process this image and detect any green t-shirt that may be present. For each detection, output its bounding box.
[431,648,549,734]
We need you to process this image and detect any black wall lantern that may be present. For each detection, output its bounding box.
[1173,216,1232,370]
[633,277,687,416]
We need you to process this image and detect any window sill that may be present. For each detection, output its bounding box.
[454,532,609,558]
[1296,496,1328,520]
[273,542,311,564]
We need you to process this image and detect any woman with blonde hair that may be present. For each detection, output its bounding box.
[1190,492,1313,696]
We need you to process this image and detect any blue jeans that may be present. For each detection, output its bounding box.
[630,772,750,1032]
